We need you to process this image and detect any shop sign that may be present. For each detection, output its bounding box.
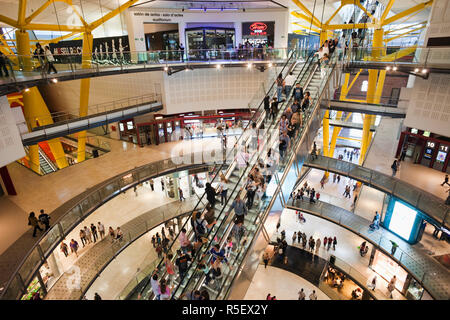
[242,21,274,37]
[134,11,183,22]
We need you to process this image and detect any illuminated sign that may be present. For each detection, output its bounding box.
[388,201,417,241]
[249,22,268,35]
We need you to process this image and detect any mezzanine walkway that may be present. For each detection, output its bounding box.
[303,155,450,229]
[286,199,450,300]
[320,100,406,118]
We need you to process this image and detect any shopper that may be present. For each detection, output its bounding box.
[309,290,318,300]
[228,193,248,225]
[60,241,69,257]
[109,226,115,242]
[294,83,304,102]
[264,95,271,122]
[149,179,154,191]
[441,174,450,187]
[270,97,279,122]
[28,212,43,237]
[390,240,399,255]
[333,236,337,250]
[387,276,396,298]
[205,183,217,207]
[391,159,398,176]
[44,45,57,74]
[178,187,185,201]
[263,252,270,268]
[150,270,160,299]
[279,130,291,160]
[0,51,9,77]
[315,238,321,253]
[175,249,192,280]
[70,239,79,257]
[84,226,92,244]
[90,223,98,243]
[38,209,51,231]
[98,222,105,239]
[276,73,284,102]
[368,275,377,291]
[298,288,306,300]
[79,229,87,247]
[94,293,102,300]
[219,174,230,206]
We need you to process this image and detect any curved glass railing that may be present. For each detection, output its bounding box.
[128,49,311,299]
[0,152,215,300]
[287,199,450,300]
[303,155,450,228]
[0,48,292,85]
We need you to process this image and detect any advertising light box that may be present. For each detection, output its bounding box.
[388,200,417,241]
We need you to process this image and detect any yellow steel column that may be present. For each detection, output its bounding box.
[15,30,32,71]
[77,32,93,163]
[360,28,383,164]
[23,87,69,170]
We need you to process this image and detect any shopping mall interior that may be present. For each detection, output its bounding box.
[0,0,449,303]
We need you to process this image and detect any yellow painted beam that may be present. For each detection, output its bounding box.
[22,87,68,169]
[291,0,321,27]
[18,0,27,27]
[356,3,374,22]
[15,30,32,71]
[379,46,417,62]
[340,73,351,100]
[25,0,53,24]
[384,21,426,35]
[291,12,322,29]
[77,32,93,163]
[0,15,18,28]
[292,22,321,33]
[346,69,362,94]
[323,110,330,158]
[337,136,361,142]
[325,4,343,25]
[380,0,396,22]
[324,23,378,30]
[89,0,138,31]
[24,23,85,32]
[382,1,433,26]
[329,111,343,158]
[384,25,426,43]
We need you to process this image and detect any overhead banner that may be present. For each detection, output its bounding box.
[0,96,26,167]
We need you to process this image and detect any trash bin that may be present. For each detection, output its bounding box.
[329,255,336,265]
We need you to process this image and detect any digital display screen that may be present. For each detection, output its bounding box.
[436,151,447,163]
[119,123,124,132]
[388,201,417,241]
[423,148,433,159]
[127,121,134,130]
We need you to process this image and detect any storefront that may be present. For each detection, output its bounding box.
[241,21,275,47]
[186,27,235,52]
[396,128,450,173]
[118,118,138,144]
[135,110,252,146]
[371,250,408,293]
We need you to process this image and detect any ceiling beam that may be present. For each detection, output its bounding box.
[382,1,433,26]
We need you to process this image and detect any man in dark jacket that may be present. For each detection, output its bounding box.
[38,209,50,231]
[205,183,218,207]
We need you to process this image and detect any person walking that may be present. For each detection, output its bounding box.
[298,288,306,300]
[94,293,102,300]
[323,236,328,249]
[315,238,321,253]
[98,222,105,239]
[70,239,79,257]
[178,187,185,202]
[38,209,51,231]
[292,231,297,245]
[390,240,399,255]
[337,175,341,183]
[391,159,398,176]
[387,275,396,298]
[90,223,98,243]
[327,237,332,250]
[263,252,270,268]
[368,275,377,291]
[44,45,57,74]
[441,174,450,187]
[332,236,337,250]
[151,235,157,248]
[309,290,318,300]
[60,241,69,257]
[109,226,115,243]
[308,236,315,252]
[84,226,92,244]
[79,229,87,247]
[28,212,43,237]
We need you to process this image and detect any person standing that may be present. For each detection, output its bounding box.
[38,209,51,231]
[90,223,98,243]
[333,236,337,250]
[298,288,306,300]
[164,253,176,285]
[309,290,318,300]
[178,187,185,202]
[390,240,398,255]
[228,193,248,225]
[44,45,57,74]
[387,275,396,298]
[369,275,377,291]
[205,182,218,207]
[98,222,105,239]
[270,97,279,122]
[84,226,92,244]
[264,95,271,122]
[150,270,160,300]
[109,226,115,243]
[294,83,304,102]
[149,179,154,191]
[0,51,10,77]
[70,239,79,257]
[161,179,165,191]
[60,241,69,257]
[276,73,284,102]
[28,212,43,237]
[94,293,102,300]
[315,238,321,253]
[151,235,157,248]
[391,160,398,176]
[175,249,191,280]
[337,175,341,183]
[279,130,291,160]
[219,175,230,206]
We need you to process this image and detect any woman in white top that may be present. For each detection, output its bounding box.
[219,174,230,205]
[44,45,57,74]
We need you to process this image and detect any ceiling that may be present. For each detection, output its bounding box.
[0,0,432,34]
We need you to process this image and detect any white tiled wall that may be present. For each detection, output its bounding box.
[403,73,450,137]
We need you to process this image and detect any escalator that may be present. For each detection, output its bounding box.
[23,145,58,175]
[126,49,339,300]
